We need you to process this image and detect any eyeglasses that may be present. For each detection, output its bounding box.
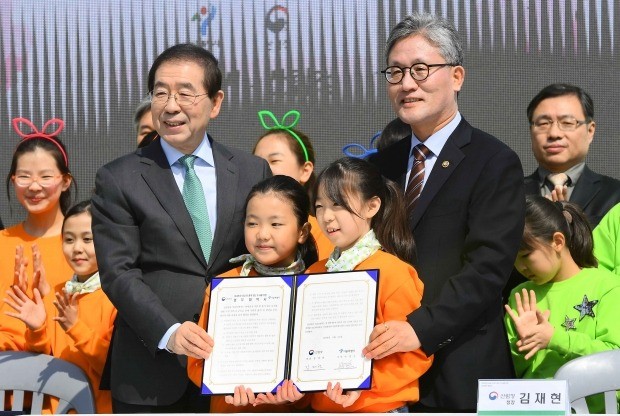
[149,91,209,107]
[381,63,455,84]
[13,174,64,188]
[531,117,588,132]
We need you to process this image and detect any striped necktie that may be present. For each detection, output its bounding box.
[179,155,212,263]
[405,143,431,212]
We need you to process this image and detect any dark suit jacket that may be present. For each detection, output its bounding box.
[524,166,620,227]
[91,136,270,406]
[369,118,525,410]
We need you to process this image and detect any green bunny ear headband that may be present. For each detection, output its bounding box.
[258,109,309,162]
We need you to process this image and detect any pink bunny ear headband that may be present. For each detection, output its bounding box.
[12,117,68,167]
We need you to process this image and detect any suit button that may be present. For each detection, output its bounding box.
[193,314,200,323]
[438,338,453,349]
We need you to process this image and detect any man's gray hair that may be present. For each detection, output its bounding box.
[133,99,152,132]
[385,12,463,66]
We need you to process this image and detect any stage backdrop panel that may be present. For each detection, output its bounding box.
[1,0,618,224]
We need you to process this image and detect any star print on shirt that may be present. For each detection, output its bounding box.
[561,315,576,331]
[573,295,598,321]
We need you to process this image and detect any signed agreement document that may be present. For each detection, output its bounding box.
[201,270,378,395]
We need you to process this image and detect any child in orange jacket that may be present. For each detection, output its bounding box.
[1,118,75,352]
[5,201,116,413]
[260,157,433,412]
[187,175,317,412]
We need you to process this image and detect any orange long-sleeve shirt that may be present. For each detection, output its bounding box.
[188,266,304,413]
[304,250,433,413]
[25,283,116,413]
[0,224,73,351]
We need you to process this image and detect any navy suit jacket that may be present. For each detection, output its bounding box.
[369,118,525,410]
[524,165,620,227]
[92,136,270,406]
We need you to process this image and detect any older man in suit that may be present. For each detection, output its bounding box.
[524,83,620,226]
[364,13,525,412]
[92,44,270,413]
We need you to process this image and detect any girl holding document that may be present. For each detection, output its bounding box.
[259,157,433,412]
[187,175,318,412]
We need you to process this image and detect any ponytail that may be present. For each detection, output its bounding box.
[560,202,597,268]
[373,178,416,264]
[522,196,597,268]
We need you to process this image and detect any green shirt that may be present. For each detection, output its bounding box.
[593,202,620,276]
[505,268,620,412]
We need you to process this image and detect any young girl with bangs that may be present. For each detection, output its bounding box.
[258,157,432,413]
[187,175,317,412]
[505,195,620,413]
[5,201,116,413]
[253,110,333,260]
[1,118,74,351]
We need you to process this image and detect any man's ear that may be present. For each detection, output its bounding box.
[451,65,465,93]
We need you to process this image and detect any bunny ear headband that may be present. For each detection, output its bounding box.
[258,109,309,162]
[342,131,382,159]
[12,117,68,167]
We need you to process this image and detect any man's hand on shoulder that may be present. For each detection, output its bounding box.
[166,321,214,359]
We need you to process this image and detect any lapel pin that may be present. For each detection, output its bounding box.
[442,160,450,168]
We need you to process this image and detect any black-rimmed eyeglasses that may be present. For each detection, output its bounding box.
[381,63,455,84]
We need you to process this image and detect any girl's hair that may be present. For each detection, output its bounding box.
[253,129,317,201]
[61,200,92,234]
[314,157,416,264]
[6,136,75,215]
[522,195,597,268]
[245,175,318,267]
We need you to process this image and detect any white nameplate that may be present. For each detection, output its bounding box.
[477,379,569,415]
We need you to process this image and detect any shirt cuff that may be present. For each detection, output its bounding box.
[158,323,181,352]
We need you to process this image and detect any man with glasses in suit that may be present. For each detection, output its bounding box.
[366,12,525,412]
[524,83,620,226]
[92,43,270,413]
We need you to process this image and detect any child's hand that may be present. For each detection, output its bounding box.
[12,244,51,298]
[224,385,256,407]
[324,382,361,408]
[31,244,51,298]
[545,185,568,202]
[4,286,46,330]
[53,291,79,331]
[517,309,554,360]
[254,380,304,406]
[13,245,28,294]
[504,288,541,340]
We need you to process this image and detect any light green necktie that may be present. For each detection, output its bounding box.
[179,155,212,263]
